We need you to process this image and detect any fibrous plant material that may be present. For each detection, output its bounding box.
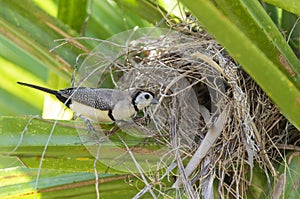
[57,26,299,198]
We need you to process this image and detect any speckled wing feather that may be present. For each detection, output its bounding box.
[58,88,115,110]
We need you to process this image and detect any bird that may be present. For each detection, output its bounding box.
[17,82,159,123]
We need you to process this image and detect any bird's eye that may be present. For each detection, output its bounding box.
[144,94,150,99]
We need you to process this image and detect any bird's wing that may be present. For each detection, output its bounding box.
[59,88,116,110]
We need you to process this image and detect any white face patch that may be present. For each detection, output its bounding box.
[135,92,155,110]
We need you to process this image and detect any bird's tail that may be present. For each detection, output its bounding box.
[17,82,58,95]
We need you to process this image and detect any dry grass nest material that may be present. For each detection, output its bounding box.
[68,27,299,197]
[112,28,299,197]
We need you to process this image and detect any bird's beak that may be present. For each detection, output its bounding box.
[151,97,159,104]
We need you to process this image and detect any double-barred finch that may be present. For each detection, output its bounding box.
[17,82,158,122]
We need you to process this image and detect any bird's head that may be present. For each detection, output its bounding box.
[133,91,159,111]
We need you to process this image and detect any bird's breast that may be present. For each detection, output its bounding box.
[111,100,136,121]
[70,101,113,122]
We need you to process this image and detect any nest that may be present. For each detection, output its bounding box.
[65,26,298,198]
